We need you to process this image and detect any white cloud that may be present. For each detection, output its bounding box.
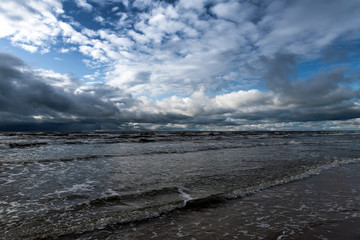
[59,47,77,53]
[60,48,70,53]
[41,48,50,54]
[79,45,108,62]
[98,30,133,49]
[83,70,100,81]
[214,90,273,109]
[111,6,119,12]
[19,44,38,53]
[134,88,275,118]
[0,0,63,51]
[122,0,129,8]
[178,0,207,12]
[95,16,105,23]
[133,0,153,10]
[2,0,360,100]
[59,21,89,45]
[211,1,255,23]
[75,0,93,11]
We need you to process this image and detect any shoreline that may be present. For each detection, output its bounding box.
[67,163,360,239]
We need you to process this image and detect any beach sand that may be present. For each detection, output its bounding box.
[71,163,360,239]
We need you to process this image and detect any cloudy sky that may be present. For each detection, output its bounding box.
[0,0,360,131]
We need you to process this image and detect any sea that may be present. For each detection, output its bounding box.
[1,131,360,239]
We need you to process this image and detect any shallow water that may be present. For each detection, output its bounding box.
[1,131,360,239]
[75,163,360,240]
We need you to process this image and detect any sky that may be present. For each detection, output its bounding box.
[0,0,360,131]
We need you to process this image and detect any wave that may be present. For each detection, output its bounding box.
[0,130,352,145]
[80,157,360,234]
[0,154,118,165]
[6,157,360,240]
[175,157,360,209]
[7,142,48,148]
[70,186,182,211]
[0,139,325,165]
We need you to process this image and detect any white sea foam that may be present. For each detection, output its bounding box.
[68,182,95,192]
[178,186,193,206]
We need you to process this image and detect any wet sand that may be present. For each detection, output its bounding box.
[71,163,360,240]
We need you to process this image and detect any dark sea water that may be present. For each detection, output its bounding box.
[1,131,360,239]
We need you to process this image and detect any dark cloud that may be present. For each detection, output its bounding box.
[252,52,360,122]
[320,40,360,64]
[261,53,359,104]
[0,53,132,130]
[260,53,296,93]
[1,51,359,131]
[229,103,360,123]
[128,71,151,87]
[0,52,192,131]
